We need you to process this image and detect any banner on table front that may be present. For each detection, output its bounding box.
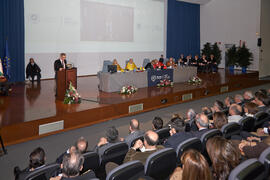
[147,69,173,87]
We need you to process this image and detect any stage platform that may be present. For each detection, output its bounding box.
[0,69,269,146]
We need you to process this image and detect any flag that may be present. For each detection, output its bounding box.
[0,58,4,76]
[3,39,11,79]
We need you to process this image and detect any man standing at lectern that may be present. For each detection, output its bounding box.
[54,53,67,96]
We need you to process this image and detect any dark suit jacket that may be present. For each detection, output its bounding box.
[125,130,145,148]
[123,145,164,165]
[54,59,67,78]
[61,171,96,180]
[26,63,41,78]
[164,132,193,150]
[190,128,209,139]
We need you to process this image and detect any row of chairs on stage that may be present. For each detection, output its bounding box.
[17,110,270,180]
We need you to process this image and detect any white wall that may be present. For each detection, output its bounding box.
[200,0,261,70]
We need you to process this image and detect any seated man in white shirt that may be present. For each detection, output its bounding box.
[228,104,243,123]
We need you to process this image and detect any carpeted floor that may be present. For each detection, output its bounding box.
[1,83,270,179]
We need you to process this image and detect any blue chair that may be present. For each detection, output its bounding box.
[102,60,112,72]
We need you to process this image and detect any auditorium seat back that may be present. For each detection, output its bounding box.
[239,116,255,132]
[106,160,144,180]
[101,142,129,166]
[254,111,270,130]
[259,146,270,178]
[102,60,112,72]
[81,151,100,174]
[155,128,170,145]
[22,163,60,180]
[176,137,202,165]
[144,148,176,180]
[200,129,222,149]
[221,122,241,139]
[228,159,265,180]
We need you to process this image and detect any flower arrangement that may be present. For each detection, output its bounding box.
[157,79,174,87]
[64,82,81,104]
[120,85,138,95]
[188,76,202,85]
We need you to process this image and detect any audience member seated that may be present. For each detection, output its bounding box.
[254,91,269,112]
[166,57,176,68]
[170,149,211,180]
[112,59,123,72]
[224,96,234,108]
[123,130,164,165]
[206,136,240,180]
[56,137,88,164]
[243,102,258,117]
[164,119,193,150]
[185,109,198,131]
[201,107,212,116]
[212,112,228,130]
[125,119,145,148]
[243,90,254,103]
[50,151,95,180]
[152,117,163,131]
[238,136,270,159]
[125,58,137,71]
[26,58,41,83]
[190,113,209,138]
[228,104,243,123]
[234,94,244,106]
[211,100,225,113]
[14,147,46,180]
[94,126,120,156]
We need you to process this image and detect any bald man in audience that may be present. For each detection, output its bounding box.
[243,91,254,103]
[228,104,243,123]
[123,130,164,165]
[234,94,244,105]
[125,119,145,148]
[56,137,88,164]
[190,113,210,139]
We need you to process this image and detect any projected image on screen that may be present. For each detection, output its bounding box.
[81,0,134,42]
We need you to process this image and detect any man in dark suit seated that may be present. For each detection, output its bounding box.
[14,147,46,180]
[125,119,145,148]
[56,137,88,164]
[26,58,41,83]
[51,151,96,180]
[164,119,193,150]
[94,126,120,157]
[123,130,164,165]
[190,113,210,139]
[254,91,269,112]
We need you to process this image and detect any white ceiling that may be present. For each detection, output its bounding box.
[176,0,211,5]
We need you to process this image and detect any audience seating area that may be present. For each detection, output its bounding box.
[14,88,270,180]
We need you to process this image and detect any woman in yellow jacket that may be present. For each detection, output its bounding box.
[125,58,138,71]
[112,59,124,72]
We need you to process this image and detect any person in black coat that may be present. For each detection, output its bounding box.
[209,54,218,72]
[26,58,41,83]
[54,53,67,78]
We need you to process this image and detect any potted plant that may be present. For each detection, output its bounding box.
[201,42,212,59]
[226,45,237,73]
[236,43,253,73]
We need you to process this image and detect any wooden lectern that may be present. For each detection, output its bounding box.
[56,68,77,101]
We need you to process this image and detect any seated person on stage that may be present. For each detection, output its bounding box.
[191,55,199,66]
[125,58,138,71]
[166,57,175,68]
[159,54,164,63]
[185,55,192,66]
[112,59,123,72]
[14,147,46,180]
[156,59,167,69]
[198,54,208,72]
[145,59,156,70]
[209,54,218,72]
[26,58,41,83]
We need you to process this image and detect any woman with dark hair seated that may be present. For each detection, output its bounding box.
[212,112,228,130]
[14,147,46,180]
[170,149,212,180]
[206,136,240,180]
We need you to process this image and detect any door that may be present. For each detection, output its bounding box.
[259,0,270,78]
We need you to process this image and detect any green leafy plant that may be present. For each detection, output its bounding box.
[236,43,253,68]
[226,45,237,66]
[201,42,212,59]
[211,42,222,65]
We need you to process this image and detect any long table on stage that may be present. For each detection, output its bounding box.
[98,66,197,92]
